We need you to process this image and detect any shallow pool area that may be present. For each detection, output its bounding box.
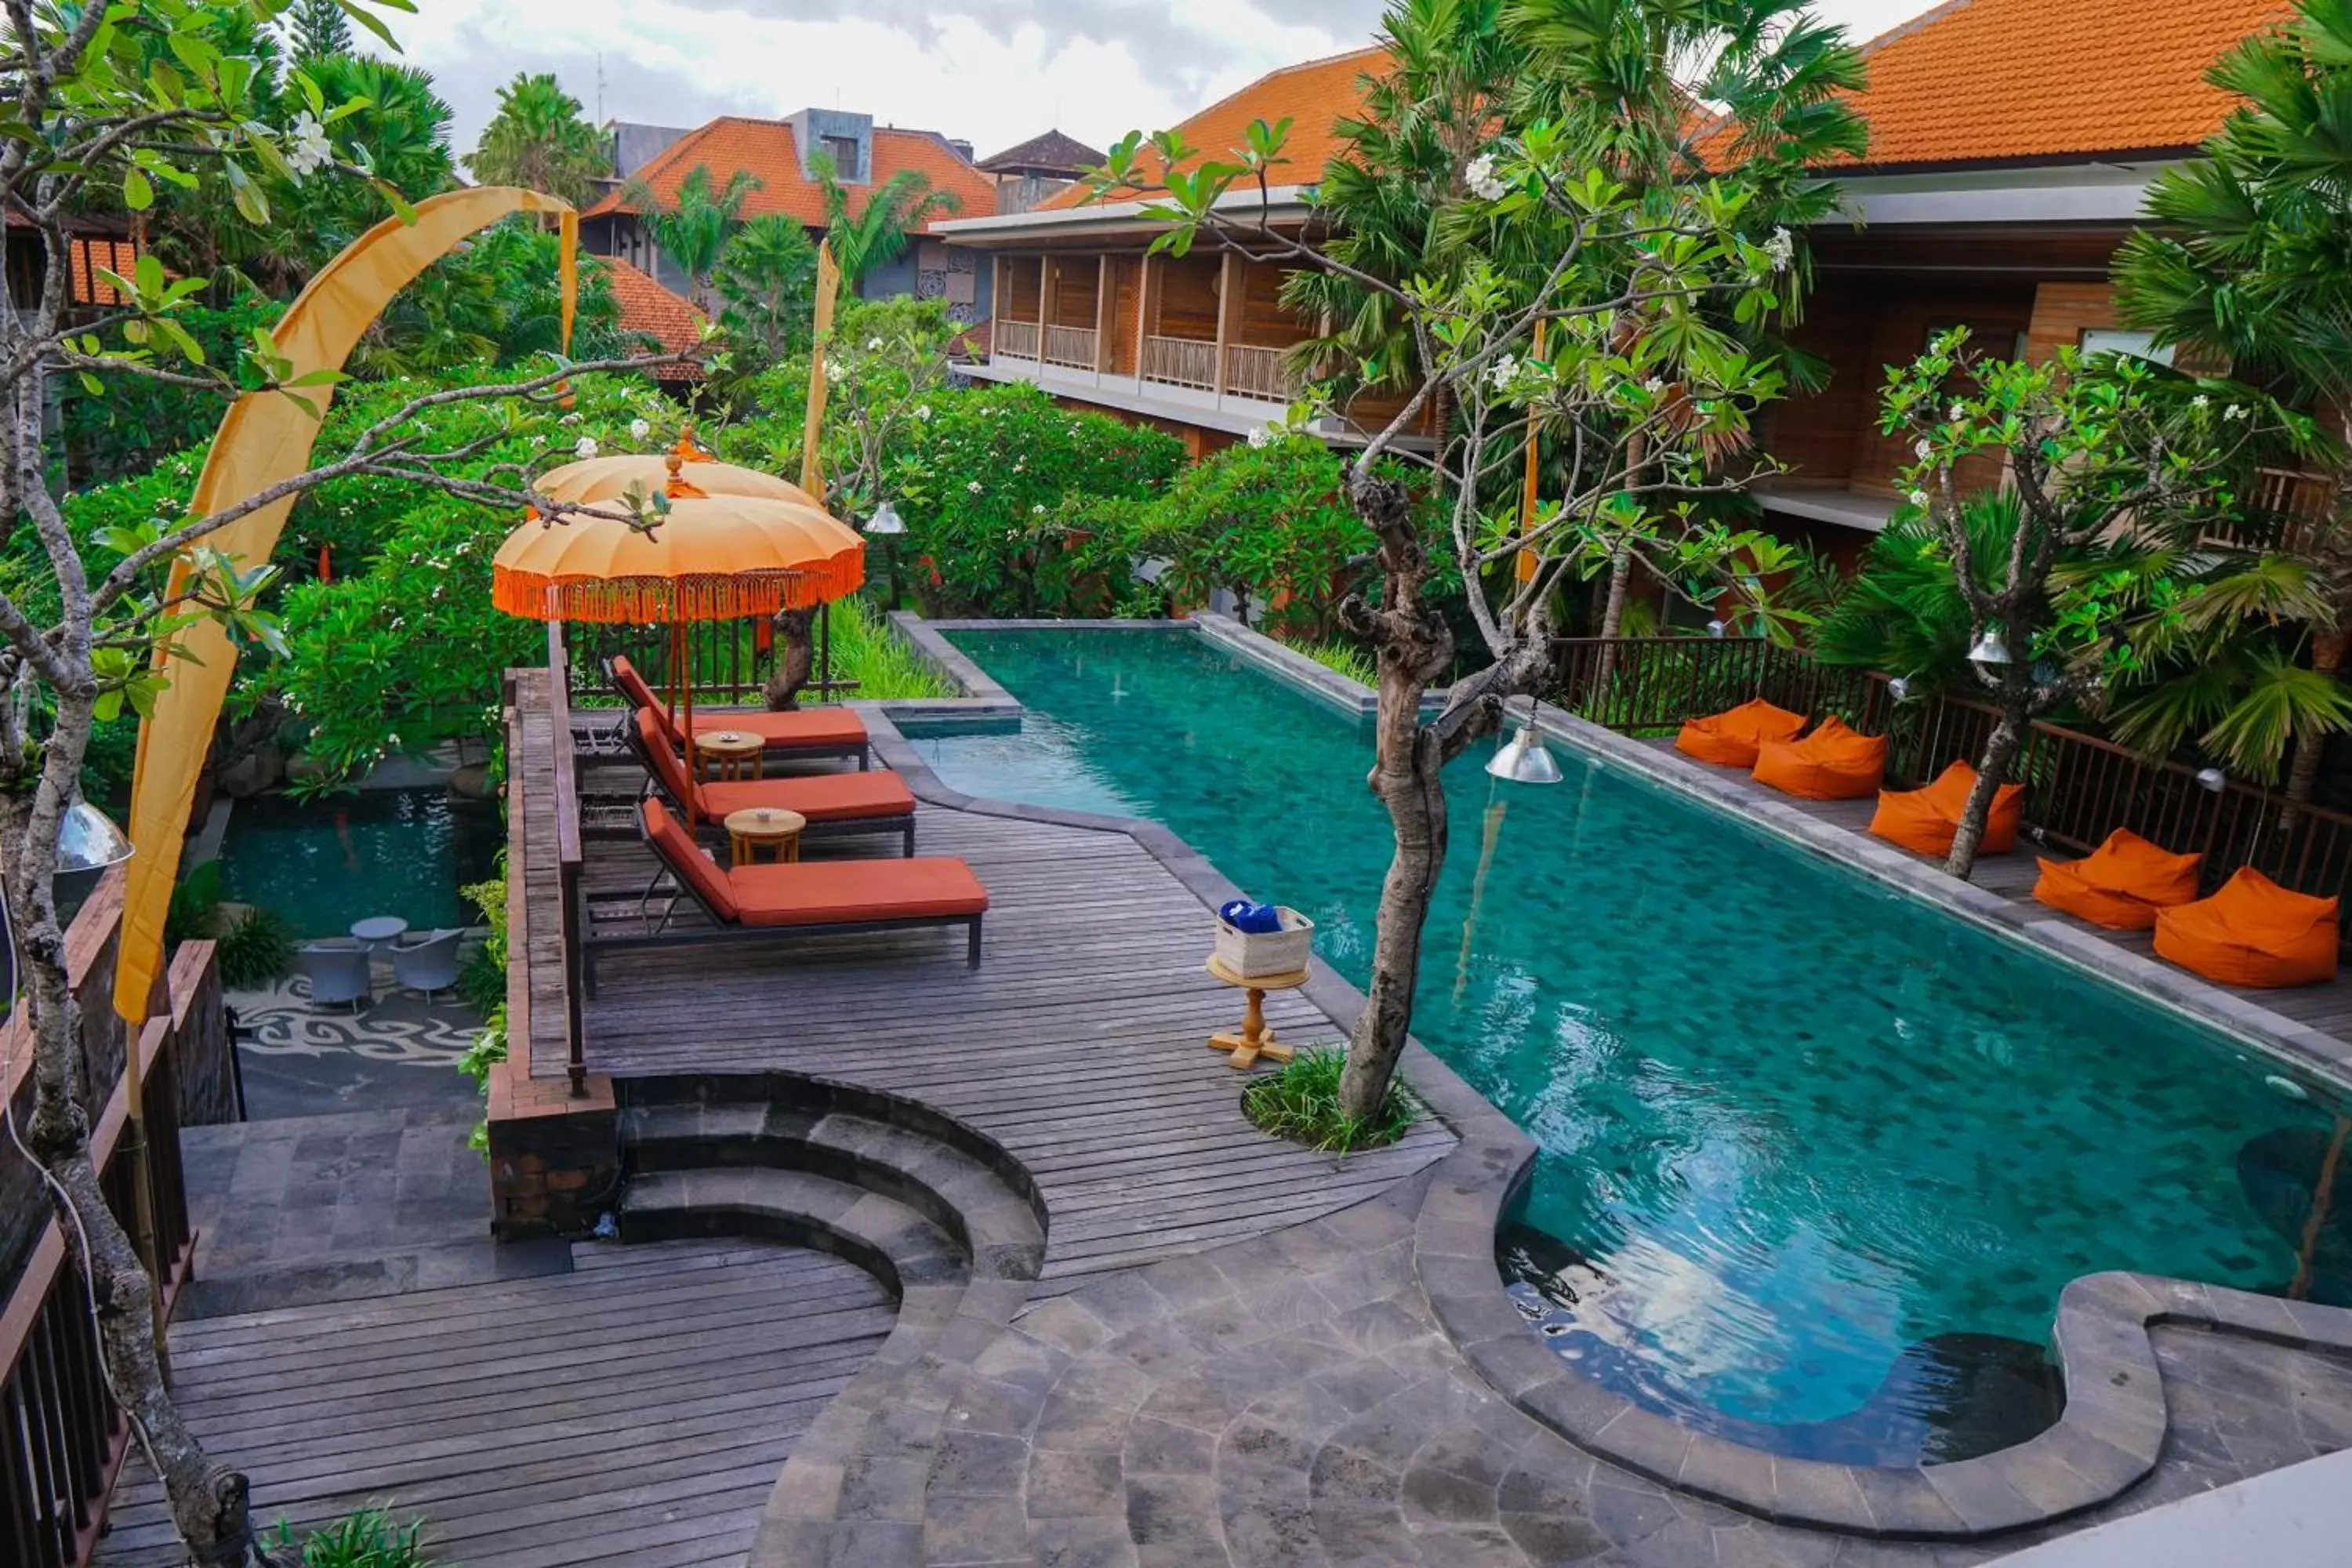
[910,625,2349,1468]
[216,788,503,938]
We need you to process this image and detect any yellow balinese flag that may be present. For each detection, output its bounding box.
[115,188,579,1025]
[798,241,840,503]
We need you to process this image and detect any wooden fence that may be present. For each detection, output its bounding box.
[1544,634,2352,905]
[1,877,218,1568]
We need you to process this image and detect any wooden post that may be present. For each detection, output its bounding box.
[989,255,1005,350]
[1214,250,1239,400]
[1136,249,1156,381]
[1094,254,1109,373]
[1038,254,1051,337]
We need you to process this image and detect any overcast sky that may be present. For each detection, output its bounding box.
[383,0,1951,165]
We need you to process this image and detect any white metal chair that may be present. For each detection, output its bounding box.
[294,944,371,1013]
[392,928,466,1002]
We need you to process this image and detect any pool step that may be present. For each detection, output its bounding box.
[618,1099,1045,1282]
[616,1167,965,1294]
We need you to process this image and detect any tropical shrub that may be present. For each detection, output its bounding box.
[216,906,294,988]
[266,1506,433,1567]
[1127,434,1374,638]
[457,866,507,1014]
[826,595,955,699]
[1240,1047,1414,1155]
[886,383,1185,616]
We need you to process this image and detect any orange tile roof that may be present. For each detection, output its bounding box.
[1835,0,2295,171]
[583,118,996,230]
[592,256,705,381]
[1039,47,1388,211]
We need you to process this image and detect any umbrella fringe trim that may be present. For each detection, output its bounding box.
[491,557,862,622]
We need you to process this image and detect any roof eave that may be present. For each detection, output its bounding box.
[935,183,1318,245]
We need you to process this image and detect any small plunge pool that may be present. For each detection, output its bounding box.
[902,625,2350,1468]
[215,788,503,939]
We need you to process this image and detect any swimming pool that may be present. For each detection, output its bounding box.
[216,789,503,938]
[906,625,2347,1467]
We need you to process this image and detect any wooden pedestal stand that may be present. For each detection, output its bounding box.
[1204,955,1308,1070]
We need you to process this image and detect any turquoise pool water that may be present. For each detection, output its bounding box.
[216,789,503,938]
[909,626,2350,1466]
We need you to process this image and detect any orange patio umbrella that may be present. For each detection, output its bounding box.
[534,429,822,510]
[492,455,863,818]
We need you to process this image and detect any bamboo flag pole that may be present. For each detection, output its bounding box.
[800,241,840,503]
[1515,318,1547,595]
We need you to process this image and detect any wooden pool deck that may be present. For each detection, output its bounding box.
[513,669,1454,1292]
[1633,733,2352,1066]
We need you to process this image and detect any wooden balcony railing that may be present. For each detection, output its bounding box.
[1223,343,1295,402]
[1041,325,1097,370]
[1142,335,1217,391]
[2,880,211,1568]
[993,319,1040,361]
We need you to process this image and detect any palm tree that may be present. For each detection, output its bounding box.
[464,72,607,206]
[813,151,961,289]
[622,163,761,306]
[713,213,821,361]
[1504,0,1866,643]
[283,0,350,62]
[2114,0,2352,809]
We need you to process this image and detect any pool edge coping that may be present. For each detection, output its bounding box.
[869,611,2352,1541]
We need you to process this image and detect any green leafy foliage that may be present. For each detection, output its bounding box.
[267,1505,433,1567]
[463,72,607,205]
[1290,638,1378,687]
[216,906,294,987]
[165,861,227,946]
[826,595,955,699]
[457,864,507,1014]
[1240,1047,1414,1155]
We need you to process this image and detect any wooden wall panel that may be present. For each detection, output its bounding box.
[1047,256,1098,328]
[1236,261,1309,347]
[1001,257,1043,324]
[2023,281,2120,364]
[1842,284,2036,496]
[1106,258,1142,375]
[1155,255,1221,339]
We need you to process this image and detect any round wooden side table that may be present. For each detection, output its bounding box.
[695,729,764,781]
[1204,955,1308,1070]
[725,807,807,867]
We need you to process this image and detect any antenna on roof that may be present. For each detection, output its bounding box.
[596,53,605,124]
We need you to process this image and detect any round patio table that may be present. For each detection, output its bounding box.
[350,915,408,949]
[696,729,764,782]
[725,807,807,868]
[1204,955,1307,1070]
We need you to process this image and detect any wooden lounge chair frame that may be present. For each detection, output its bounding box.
[579,809,982,993]
[621,708,916,858]
[604,655,870,770]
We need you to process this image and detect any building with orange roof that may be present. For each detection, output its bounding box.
[935,49,1396,456]
[942,0,2303,491]
[580,107,1000,325]
[590,256,706,383]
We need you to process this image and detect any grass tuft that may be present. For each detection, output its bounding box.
[1284,637,1378,688]
[827,594,956,700]
[267,1507,433,1566]
[1240,1047,1414,1155]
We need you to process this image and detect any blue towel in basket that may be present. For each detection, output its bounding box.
[1219,899,1285,934]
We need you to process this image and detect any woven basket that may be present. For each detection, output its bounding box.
[1214,907,1314,978]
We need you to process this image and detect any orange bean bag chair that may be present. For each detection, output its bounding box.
[2034,829,2203,931]
[1675,698,1809,768]
[1751,716,1888,800]
[2154,868,2339,989]
[1868,760,2025,858]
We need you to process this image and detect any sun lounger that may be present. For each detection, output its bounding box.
[580,800,985,989]
[1675,698,1807,768]
[611,655,869,768]
[630,709,916,855]
[1869,760,2024,858]
[2154,867,2339,988]
[2033,829,2202,931]
[1751,716,1888,800]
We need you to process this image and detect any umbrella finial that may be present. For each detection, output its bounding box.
[665,452,706,499]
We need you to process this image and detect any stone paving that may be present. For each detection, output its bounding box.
[760,1170,2352,1566]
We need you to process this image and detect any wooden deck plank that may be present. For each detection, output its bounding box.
[503,668,1458,1289]
[95,1241,886,1568]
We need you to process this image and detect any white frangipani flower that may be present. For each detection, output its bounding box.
[630,418,652,440]
[913,404,931,421]
[1486,354,1519,391]
[1908,489,1930,508]
[1949,402,1965,421]
[2189,394,2210,412]
[2225,403,2248,420]
[967,479,983,493]
[1914,438,1933,459]
[287,111,331,180]
[1762,227,1795,273]
[866,336,884,350]
[1247,426,1272,450]
[574,437,599,459]
[1642,376,1666,395]
[1465,152,1505,201]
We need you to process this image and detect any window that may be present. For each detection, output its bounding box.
[2079,328,2176,367]
[821,134,860,180]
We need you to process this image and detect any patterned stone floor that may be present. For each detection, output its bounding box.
[764,1171,2352,1566]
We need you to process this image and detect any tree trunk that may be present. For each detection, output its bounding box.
[5,687,258,1566]
[762,608,816,710]
[2281,627,2350,829]
[1587,543,1635,706]
[1947,701,2026,881]
[1338,663,1449,1125]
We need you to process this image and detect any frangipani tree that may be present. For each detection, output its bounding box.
[1084,103,1809,1121]
[0,5,679,1561]
[1880,331,2287,877]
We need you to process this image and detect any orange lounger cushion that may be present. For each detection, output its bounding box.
[614,655,866,752]
[702,771,916,824]
[729,858,989,928]
[1751,716,1888,800]
[1675,699,1807,768]
[2033,829,2203,931]
[1867,761,2025,858]
[2154,867,2339,988]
